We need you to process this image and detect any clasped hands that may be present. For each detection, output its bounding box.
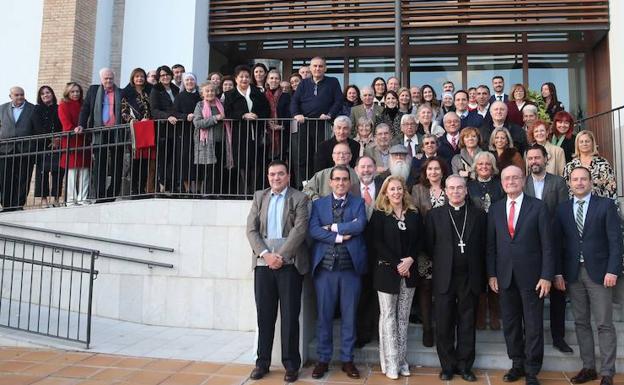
[263,252,284,270]
[397,257,414,278]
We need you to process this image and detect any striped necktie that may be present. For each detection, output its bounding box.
[575,200,585,237]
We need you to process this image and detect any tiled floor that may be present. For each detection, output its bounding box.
[0,347,621,385]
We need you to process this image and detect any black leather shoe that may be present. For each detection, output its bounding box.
[525,374,540,385]
[459,370,477,382]
[249,366,269,380]
[311,362,329,379]
[553,340,574,354]
[600,376,614,385]
[284,370,299,382]
[439,370,454,381]
[570,368,597,384]
[503,367,525,382]
[341,361,360,379]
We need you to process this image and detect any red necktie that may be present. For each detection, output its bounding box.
[451,135,457,150]
[507,200,516,238]
[363,186,373,206]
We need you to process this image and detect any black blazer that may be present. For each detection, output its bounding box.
[149,84,180,120]
[223,86,271,121]
[554,195,623,285]
[523,173,568,219]
[437,135,460,165]
[368,209,422,294]
[314,137,360,172]
[426,204,487,295]
[479,120,527,155]
[487,195,554,290]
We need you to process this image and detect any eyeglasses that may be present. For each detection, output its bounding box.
[332,151,351,156]
[331,177,350,182]
[159,73,171,78]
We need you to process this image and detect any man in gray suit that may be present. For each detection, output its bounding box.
[350,86,382,136]
[524,144,573,354]
[246,160,309,382]
[0,86,35,211]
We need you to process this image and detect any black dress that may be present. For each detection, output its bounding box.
[32,103,63,198]
[172,90,202,190]
[466,176,504,213]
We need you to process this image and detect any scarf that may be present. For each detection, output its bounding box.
[201,98,233,169]
[265,87,283,157]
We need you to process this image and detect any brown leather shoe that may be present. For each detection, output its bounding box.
[342,361,360,378]
[311,362,329,379]
[570,368,597,384]
[600,376,613,385]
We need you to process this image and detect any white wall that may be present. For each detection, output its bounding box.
[0,199,256,331]
[91,0,114,83]
[120,0,210,84]
[609,0,624,109]
[0,0,44,104]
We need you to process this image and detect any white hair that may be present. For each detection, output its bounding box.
[333,115,352,130]
[99,67,114,79]
[400,114,417,125]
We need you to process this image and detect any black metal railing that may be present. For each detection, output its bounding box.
[576,105,624,197]
[0,234,98,347]
[0,118,332,211]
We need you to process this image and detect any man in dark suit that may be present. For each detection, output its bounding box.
[553,167,622,385]
[353,155,380,348]
[487,165,554,385]
[390,114,422,158]
[523,144,572,354]
[0,86,35,211]
[314,116,360,172]
[309,165,367,379]
[489,75,509,104]
[437,112,461,165]
[246,160,310,382]
[426,175,487,382]
[291,57,344,186]
[79,67,124,202]
[454,90,483,129]
[479,101,527,154]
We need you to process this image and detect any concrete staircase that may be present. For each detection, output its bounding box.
[307,301,624,371]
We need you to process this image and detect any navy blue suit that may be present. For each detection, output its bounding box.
[309,192,367,362]
[487,194,554,376]
[459,110,484,130]
[554,195,623,284]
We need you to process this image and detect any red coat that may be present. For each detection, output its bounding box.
[58,100,91,169]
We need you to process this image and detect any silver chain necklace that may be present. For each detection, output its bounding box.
[448,205,468,254]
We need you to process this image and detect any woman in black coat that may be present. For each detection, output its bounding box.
[149,65,180,192]
[172,72,201,193]
[368,175,422,380]
[223,64,270,194]
[32,85,63,207]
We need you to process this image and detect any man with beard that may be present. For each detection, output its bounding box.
[374,144,418,191]
[365,123,392,173]
[523,144,572,354]
[426,175,487,382]
[303,142,359,201]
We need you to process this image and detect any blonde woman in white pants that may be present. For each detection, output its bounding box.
[368,176,423,379]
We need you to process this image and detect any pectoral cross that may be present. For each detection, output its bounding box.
[458,240,466,254]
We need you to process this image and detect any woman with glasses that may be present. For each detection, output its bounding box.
[371,77,387,107]
[150,65,180,192]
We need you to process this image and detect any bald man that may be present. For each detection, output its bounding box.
[0,86,35,211]
[80,67,124,203]
[487,165,554,385]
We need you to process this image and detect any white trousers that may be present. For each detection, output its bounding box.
[66,168,90,204]
[378,279,415,374]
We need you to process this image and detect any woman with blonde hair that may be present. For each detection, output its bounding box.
[563,130,617,200]
[369,176,422,379]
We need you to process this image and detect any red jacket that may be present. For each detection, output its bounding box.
[59,99,91,169]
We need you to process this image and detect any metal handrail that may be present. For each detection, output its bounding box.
[576,105,624,126]
[0,222,174,253]
[98,253,174,269]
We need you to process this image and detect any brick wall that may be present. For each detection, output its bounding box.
[37,0,97,97]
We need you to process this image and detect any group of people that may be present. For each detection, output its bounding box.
[244,59,621,385]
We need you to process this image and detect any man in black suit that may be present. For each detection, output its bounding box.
[353,155,381,348]
[79,67,124,202]
[314,116,360,173]
[487,165,554,385]
[479,101,527,154]
[454,90,483,129]
[489,75,509,103]
[426,175,487,382]
[554,167,622,385]
[0,86,35,211]
[523,144,572,354]
[437,112,461,165]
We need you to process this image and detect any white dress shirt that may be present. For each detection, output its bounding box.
[403,134,419,154]
[531,175,545,200]
[360,181,376,201]
[12,103,24,122]
[506,193,524,229]
[573,193,591,229]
